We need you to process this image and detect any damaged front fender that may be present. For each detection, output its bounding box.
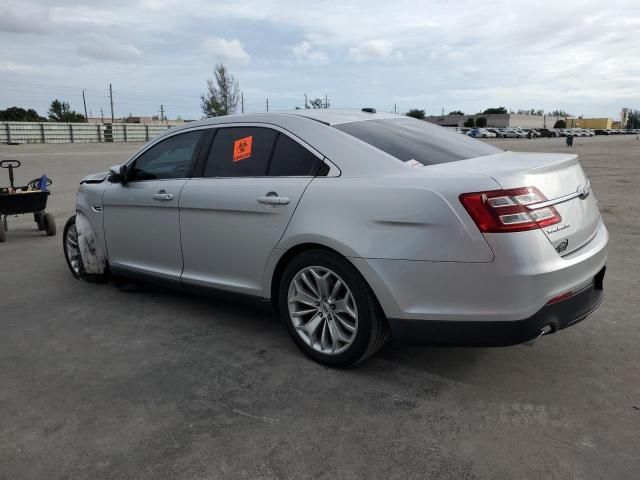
[75,212,107,274]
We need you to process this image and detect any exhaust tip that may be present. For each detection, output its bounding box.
[524,324,554,346]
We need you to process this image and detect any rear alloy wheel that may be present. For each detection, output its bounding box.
[288,266,358,355]
[279,250,389,367]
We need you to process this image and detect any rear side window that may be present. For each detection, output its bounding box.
[269,134,326,176]
[334,118,501,165]
[204,127,277,177]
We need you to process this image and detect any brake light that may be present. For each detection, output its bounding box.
[459,187,561,233]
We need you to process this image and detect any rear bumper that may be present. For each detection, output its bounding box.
[388,266,605,346]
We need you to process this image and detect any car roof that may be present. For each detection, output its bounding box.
[175,109,404,129]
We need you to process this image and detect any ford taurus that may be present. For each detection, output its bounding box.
[63,109,607,367]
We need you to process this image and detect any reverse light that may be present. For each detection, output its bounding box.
[460,187,561,233]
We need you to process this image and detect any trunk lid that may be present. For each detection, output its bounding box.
[429,151,600,255]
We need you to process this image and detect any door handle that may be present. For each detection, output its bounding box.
[152,190,174,201]
[258,193,290,205]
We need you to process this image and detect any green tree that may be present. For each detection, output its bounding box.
[553,119,566,128]
[309,97,328,109]
[406,109,425,120]
[625,109,640,129]
[448,110,464,115]
[475,116,487,127]
[48,100,84,122]
[463,117,475,128]
[201,64,240,117]
[481,106,507,115]
[0,106,45,122]
[550,109,571,117]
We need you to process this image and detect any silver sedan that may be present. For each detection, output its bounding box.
[64,109,608,366]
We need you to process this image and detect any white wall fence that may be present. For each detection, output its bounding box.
[0,122,173,144]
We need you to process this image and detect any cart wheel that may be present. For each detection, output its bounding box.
[44,213,56,236]
[35,211,45,231]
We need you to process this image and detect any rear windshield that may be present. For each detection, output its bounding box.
[334,118,501,165]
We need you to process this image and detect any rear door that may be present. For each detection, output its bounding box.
[179,126,328,295]
[103,129,204,280]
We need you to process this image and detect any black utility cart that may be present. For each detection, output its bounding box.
[0,160,56,243]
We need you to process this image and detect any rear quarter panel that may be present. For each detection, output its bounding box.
[277,171,499,262]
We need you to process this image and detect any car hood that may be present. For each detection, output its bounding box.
[80,171,109,184]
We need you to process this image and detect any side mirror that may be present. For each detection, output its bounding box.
[108,164,128,183]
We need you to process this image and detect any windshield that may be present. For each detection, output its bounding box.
[334,118,501,166]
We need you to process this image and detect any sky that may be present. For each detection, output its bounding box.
[1,0,639,120]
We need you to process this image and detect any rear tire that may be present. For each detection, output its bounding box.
[44,213,56,236]
[278,249,389,367]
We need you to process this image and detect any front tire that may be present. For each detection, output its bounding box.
[279,249,389,367]
[63,215,108,283]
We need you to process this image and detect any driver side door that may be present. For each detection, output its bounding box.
[103,129,206,282]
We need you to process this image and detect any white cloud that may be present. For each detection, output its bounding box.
[0,2,50,33]
[0,61,38,73]
[202,38,250,65]
[291,41,329,65]
[77,35,143,63]
[347,39,400,63]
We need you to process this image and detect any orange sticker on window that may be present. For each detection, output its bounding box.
[233,136,253,162]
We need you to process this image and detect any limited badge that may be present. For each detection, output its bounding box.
[233,136,253,162]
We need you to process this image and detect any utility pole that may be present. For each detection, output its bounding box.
[266,98,269,112]
[304,93,308,109]
[82,89,88,122]
[324,93,328,109]
[394,104,397,114]
[100,108,104,122]
[109,83,114,123]
[160,105,165,123]
[441,106,445,116]
[241,92,244,113]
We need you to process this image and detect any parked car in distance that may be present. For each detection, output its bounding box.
[468,128,496,138]
[537,128,560,137]
[594,129,609,135]
[495,129,517,138]
[63,109,608,367]
[486,128,505,137]
[521,128,541,138]
[507,128,528,138]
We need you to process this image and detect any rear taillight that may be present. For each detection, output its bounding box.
[459,187,561,233]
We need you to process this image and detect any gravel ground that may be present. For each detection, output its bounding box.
[1,135,639,479]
